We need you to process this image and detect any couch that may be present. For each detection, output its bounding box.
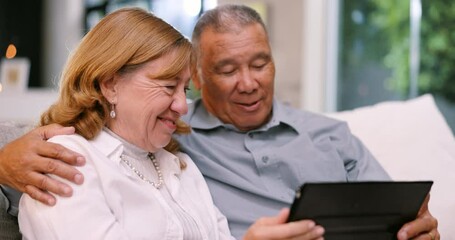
[327,94,455,239]
[1,94,454,239]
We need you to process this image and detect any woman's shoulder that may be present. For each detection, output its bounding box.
[47,133,89,150]
[48,130,122,156]
[48,133,86,142]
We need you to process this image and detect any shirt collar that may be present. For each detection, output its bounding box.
[91,130,182,176]
[91,129,123,162]
[185,98,299,133]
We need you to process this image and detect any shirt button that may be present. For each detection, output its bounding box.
[262,156,269,163]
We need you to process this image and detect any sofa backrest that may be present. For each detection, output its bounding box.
[327,94,455,239]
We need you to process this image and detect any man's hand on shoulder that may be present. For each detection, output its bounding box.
[0,124,85,205]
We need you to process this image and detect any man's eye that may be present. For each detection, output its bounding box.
[220,69,236,75]
[252,64,265,69]
[251,61,268,70]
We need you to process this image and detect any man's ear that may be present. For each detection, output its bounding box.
[99,76,118,103]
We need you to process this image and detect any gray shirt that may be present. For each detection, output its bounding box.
[176,99,390,239]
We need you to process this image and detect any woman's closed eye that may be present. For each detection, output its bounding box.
[158,85,176,95]
[159,84,189,95]
[164,85,177,91]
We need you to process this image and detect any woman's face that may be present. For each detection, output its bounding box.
[106,53,190,152]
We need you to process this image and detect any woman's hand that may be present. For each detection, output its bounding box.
[243,208,325,240]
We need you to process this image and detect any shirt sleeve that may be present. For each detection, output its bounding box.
[335,123,391,181]
[214,205,236,240]
[0,185,21,216]
[0,185,21,239]
[18,136,131,240]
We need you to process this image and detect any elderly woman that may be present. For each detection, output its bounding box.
[18,7,324,240]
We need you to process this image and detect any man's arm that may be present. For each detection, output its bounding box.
[0,124,85,205]
[337,124,439,239]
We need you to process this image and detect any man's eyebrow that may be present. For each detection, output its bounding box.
[253,52,271,61]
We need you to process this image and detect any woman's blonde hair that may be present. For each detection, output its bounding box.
[40,7,191,154]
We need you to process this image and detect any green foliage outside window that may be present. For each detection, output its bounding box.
[186,80,201,100]
[371,0,455,102]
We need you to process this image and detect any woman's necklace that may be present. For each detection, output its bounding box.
[120,152,164,189]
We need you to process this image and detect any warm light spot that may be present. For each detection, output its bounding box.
[0,83,3,92]
[6,44,17,59]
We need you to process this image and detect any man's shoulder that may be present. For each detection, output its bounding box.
[181,99,199,122]
[275,101,353,143]
[277,101,347,129]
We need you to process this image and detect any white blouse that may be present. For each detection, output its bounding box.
[18,130,234,240]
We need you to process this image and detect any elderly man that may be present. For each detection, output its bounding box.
[175,4,438,240]
[0,4,439,240]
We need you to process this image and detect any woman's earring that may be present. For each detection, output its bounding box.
[110,103,116,119]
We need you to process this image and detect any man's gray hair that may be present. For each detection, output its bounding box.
[192,4,268,50]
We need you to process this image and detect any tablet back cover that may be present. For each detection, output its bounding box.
[287,181,433,240]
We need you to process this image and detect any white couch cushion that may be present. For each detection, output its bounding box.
[327,94,455,239]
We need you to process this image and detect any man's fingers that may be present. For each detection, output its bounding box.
[417,194,430,215]
[24,184,57,206]
[411,230,439,240]
[39,124,76,140]
[25,171,74,197]
[0,124,85,202]
[397,211,438,240]
[36,141,85,167]
[30,155,84,186]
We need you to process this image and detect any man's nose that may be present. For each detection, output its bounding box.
[237,70,258,93]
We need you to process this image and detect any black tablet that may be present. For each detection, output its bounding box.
[287,181,433,240]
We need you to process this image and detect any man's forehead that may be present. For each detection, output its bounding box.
[200,23,267,41]
[200,28,269,52]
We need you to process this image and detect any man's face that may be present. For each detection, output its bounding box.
[194,23,275,131]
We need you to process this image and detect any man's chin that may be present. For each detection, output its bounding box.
[234,118,268,132]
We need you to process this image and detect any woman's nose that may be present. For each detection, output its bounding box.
[171,88,188,115]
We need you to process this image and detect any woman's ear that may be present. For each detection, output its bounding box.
[100,76,118,103]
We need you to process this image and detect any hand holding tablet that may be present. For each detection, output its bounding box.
[287,181,433,240]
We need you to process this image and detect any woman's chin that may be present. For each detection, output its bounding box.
[153,136,173,149]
